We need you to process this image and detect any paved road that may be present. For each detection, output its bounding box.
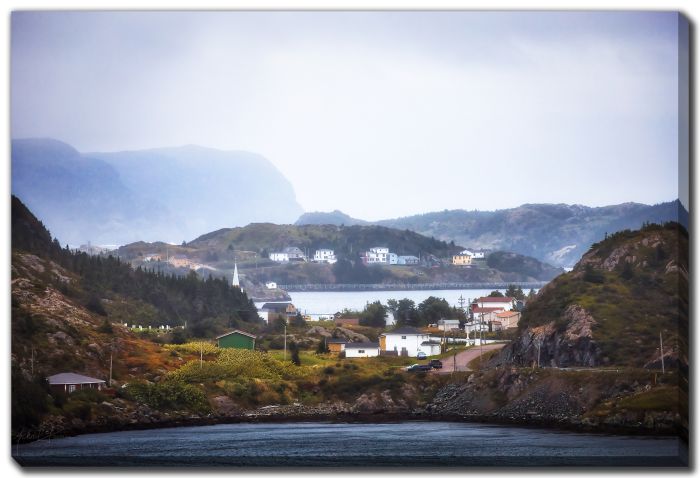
[437,343,506,373]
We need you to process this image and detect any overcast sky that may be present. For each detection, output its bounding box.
[11,11,683,220]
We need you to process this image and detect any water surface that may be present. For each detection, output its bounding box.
[13,421,687,467]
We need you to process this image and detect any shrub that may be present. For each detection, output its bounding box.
[124,380,210,414]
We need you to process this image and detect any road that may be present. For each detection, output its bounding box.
[437,343,506,373]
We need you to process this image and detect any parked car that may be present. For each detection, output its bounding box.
[406,364,431,372]
[429,359,443,369]
[417,351,427,360]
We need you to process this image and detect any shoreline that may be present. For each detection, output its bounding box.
[276,282,548,292]
[15,407,683,445]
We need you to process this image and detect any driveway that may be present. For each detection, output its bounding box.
[437,343,506,373]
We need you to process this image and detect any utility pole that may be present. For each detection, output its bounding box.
[660,331,665,374]
[200,343,203,369]
[109,352,113,387]
[284,324,287,361]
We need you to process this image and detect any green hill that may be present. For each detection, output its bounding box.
[498,222,688,368]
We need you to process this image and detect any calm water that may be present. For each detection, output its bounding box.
[13,422,686,467]
[257,288,520,322]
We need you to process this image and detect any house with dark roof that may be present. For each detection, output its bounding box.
[47,373,106,393]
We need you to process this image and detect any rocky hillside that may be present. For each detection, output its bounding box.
[12,138,302,245]
[495,222,688,369]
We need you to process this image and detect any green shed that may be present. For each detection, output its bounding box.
[216,329,256,350]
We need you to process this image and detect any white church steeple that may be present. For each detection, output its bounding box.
[232,262,240,288]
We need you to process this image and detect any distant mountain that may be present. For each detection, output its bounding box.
[11,138,303,246]
[295,210,368,226]
[297,201,684,267]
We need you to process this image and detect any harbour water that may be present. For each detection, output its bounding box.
[256,288,525,322]
[13,421,687,467]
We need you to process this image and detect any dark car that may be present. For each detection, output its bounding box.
[406,364,432,372]
[429,359,443,369]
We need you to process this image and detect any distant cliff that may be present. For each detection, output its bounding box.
[11,138,303,246]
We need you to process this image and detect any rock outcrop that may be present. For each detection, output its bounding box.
[495,305,600,368]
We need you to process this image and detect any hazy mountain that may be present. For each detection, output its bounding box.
[377,202,685,267]
[297,201,684,267]
[11,138,303,246]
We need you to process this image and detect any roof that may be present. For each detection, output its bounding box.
[420,341,439,346]
[261,302,292,311]
[477,297,515,303]
[438,319,460,324]
[344,342,379,349]
[472,306,504,313]
[496,311,520,318]
[382,326,425,336]
[48,373,105,385]
[216,329,257,340]
[328,339,348,344]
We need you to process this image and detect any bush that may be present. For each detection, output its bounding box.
[124,380,210,414]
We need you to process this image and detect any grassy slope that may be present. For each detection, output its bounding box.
[520,223,688,367]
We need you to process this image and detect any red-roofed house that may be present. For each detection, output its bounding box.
[475,296,515,311]
[496,310,521,329]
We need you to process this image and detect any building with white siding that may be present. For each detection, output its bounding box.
[380,326,438,357]
[344,342,380,358]
[313,249,337,264]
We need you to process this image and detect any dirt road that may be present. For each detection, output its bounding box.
[437,343,506,373]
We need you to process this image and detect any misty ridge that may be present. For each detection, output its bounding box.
[11,138,303,246]
[11,137,685,268]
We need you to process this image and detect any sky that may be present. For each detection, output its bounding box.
[11,11,684,220]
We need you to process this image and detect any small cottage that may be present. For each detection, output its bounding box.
[216,329,256,350]
[344,342,380,358]
[47,373,106,394]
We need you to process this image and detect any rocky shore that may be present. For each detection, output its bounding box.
[18,374,682,445]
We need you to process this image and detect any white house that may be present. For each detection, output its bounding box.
[313,249,337,264]
[474,296,515,311]
[344,342,380,358]
[397,255,419,265]
[471,306,505,325]
[364,247,390,264]
[270,247,307,262]
[380,326,438,357]
[388,253,398,265]
[437,319,461,332]
[269,252,289,262]
[460,250,485,259]
[265,281,278,289]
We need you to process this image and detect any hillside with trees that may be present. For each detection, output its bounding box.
[497,221,688,369]
[296,201,686,267]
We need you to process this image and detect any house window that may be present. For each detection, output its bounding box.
[68,384,76,393]
[358,350,365,354]
[401,336,406,339]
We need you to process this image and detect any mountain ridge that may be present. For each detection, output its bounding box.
[296,200,685,267]
[11,138,303,246]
